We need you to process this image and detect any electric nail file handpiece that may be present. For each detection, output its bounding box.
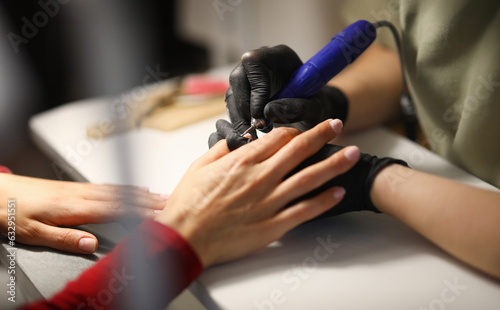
[242,20,377,136]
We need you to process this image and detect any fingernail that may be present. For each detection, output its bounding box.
[153,209,163,215]
[78,238,97,253]
[159,194,170,201]
[333,187,346,199]
[329,119,343,134]
[344,146,360,161]
[137,186,149,192]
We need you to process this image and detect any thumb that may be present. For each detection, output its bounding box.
[31,224,99,254]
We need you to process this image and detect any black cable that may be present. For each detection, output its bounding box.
[372,21,418,141]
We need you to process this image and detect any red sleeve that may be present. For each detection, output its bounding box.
[20,220,204,310]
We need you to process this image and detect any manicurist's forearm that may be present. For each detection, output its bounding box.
[371,165,500,279]
[328,43,403,132]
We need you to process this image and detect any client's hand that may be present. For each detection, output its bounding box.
[0,174,167,254]
[155,119,360,267]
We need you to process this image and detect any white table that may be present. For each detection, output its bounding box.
[29,96,500,309]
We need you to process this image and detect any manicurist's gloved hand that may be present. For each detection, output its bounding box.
[209,119,409,217]
[211,45,348,150]
[287,142,409,217]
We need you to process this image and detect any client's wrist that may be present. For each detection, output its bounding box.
[154,212,210,268]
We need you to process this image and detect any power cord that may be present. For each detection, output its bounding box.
[372,20,418,141]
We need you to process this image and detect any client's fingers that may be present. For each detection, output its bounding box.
[228,126,301,164]
[264,119,343,177]
[56,198,160,224]
[80,184,167,208]
[265,186,346,236]
[268,146,360,209]
[20,224,98,254]
[196,139,231,166]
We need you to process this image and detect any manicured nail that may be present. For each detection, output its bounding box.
[159,194,170,201]
[344,146,360,161]
[329,119,343,134]
[333,187,346,199]
[78,238,97,253]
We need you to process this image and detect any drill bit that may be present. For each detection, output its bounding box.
[241,118,269,137]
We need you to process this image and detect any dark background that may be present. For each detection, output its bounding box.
[0,0,208,179]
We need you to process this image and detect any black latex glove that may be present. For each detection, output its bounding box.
[287,144,408,216]
[222,45,349,143]
[208,122,408,215]
[208,119,250,151]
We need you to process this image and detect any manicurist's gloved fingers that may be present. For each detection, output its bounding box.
[216,119,251,151]
[240,51,272,120]
[241,45,303,120]
[264,86,350,129]
[224,45,303,135]
[226,66,253,134]
[263,98,311,124]
[208,119,251,151]
[208,131,224,149]
[225,86,257,139]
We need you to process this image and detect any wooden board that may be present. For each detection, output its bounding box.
[142,96,226,132]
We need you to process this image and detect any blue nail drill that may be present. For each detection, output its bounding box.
[242,20,377,136]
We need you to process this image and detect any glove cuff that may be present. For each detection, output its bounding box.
[363,156,409,213]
